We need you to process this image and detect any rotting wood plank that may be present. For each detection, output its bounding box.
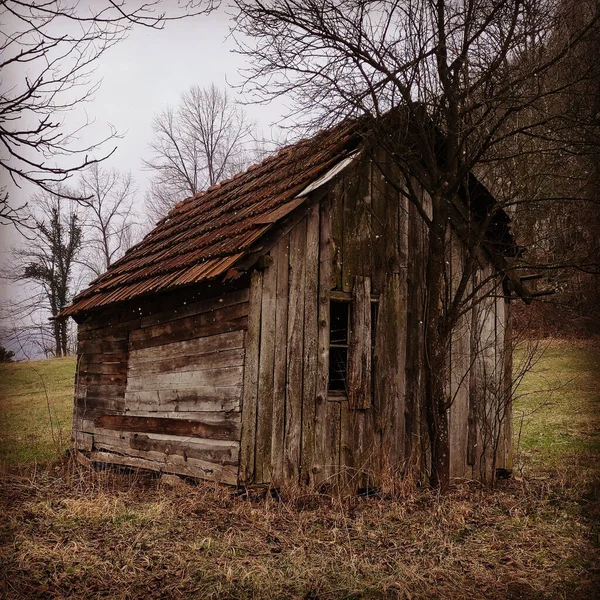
[78,372,127,387]
[301,202,320,484]
[348,276,372,410]
[377,271,407,480]
[129,302,249,346]
[95,414,241,441]
[342,155,372,292]
[314,192,337,486]
[79,362,127,376]
[254,252,277,484]
[449,234,471,480]
[127,348,245,377]
[339,402,355,492]
[129,316,249,351]
[129,331,245,363]
[124,387,241,412]
[125,366,244,391]
[123,409,240,421]
[78,339,129,355]
[270,234,290,486]
[239,269,263,484]
[403,188,426,472]
[284,216,307,482]
[92,430,240,465]
[87,450,238,485]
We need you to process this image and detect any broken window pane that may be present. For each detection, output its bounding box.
[330,301,349,344]
[329,347,348,391]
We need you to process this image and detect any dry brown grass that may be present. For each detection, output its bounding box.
[0,458,598,600]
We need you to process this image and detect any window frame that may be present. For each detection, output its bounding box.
[327,290,379,401]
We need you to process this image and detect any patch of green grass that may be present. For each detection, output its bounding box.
[0,357,76,465]
[514,342,600,479]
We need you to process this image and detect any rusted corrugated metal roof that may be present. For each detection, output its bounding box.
[63,119,366,317]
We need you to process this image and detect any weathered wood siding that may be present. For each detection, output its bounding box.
[72,286,249,484]
[243,151,513,491]
[73,152,513,490]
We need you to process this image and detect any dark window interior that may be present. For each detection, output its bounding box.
[328,300,350,392]
[327,298,379,396]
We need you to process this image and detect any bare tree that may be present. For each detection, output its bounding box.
[143,84,255,221]
[75,164,138,279]
[11,191,83,357]
[0,0,216,230]
[233,0,599,488]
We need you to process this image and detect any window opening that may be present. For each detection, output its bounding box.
[328,300,350,392]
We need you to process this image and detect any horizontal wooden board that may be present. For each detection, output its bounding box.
[129,330,245,364]
[90,429,239,466]
[87,449,238,485]
[128,316,248,351]
[94,414,241,441]
[127,348,245,377]
[125,366,243,392]
[130,303,248,346]
[79,351,128,365]
[139,288,249,328]
[124,386,241,412]
[75,395,125,413]
[78,339,129,355]
[78,362,127,375]
[79,372,127,386]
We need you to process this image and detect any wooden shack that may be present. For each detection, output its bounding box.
[63,117,527,490]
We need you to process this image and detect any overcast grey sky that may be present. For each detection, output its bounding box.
[89,6,288,183]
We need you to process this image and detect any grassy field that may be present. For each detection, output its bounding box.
[0,356,75,466]
[0,342,598,599]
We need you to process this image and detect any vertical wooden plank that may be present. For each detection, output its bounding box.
[254,255,278,484]
[448,234,471,480]
[404,186,427,474]
[314,193,341,487]
[342,156,372,292]
[301,202,320,484]
[371,147,401,294]
[348,276,372,410]
[284,217,307,482]
[330,177,344,291]
[239,270,263,484]
[270,234,290,486]
[339,402,355,491]
[377,272,407,479]
[502,298,514,471]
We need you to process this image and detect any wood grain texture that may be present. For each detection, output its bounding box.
[95,413,241,441]
[239,270,263,484]
[270,234,290,486]
[448,234,471,480]
[255,253,277,484]
[314,192,338,486]
[301,202,320,484]
[284,216,307,482]
[87,450,238,485]
[348,276,372,410]
[376,272,407,478]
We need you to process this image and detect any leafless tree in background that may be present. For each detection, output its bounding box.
[233,0,599,488]
[75,164,138,280]
[0,0,216,230]
[8,191,83,357]
[143,84,255,221]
